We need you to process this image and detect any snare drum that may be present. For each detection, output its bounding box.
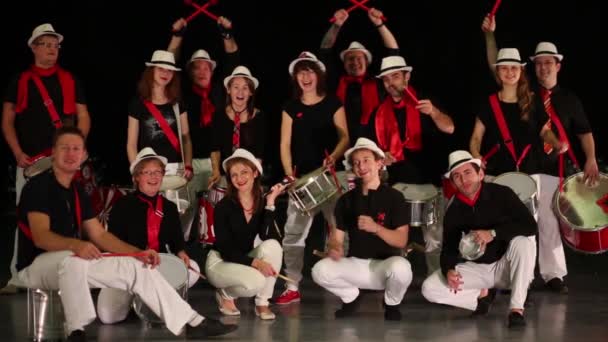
[160,163,187,191]
[208,176,228,206]
[392,183,440,227]
[554,172,608,254]
[493,172,538,216]
[288,166,339,216]
[132,253,188,324]
[24,154,53,179]
[459,232,485,261]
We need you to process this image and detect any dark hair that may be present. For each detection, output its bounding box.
[449,162,481,180]
[290,60,326,99]
[225,76,256,116]
[224,158,263,213]
[137,67,181,103]
[52,126,85,147]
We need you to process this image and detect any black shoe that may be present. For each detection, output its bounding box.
[507,312,526,328]
[546,278,569,294]
[471,289,496,317]
[335,297,360,318]
[384,303,402,321]
[186,317,238,338]
[67,329,87,342]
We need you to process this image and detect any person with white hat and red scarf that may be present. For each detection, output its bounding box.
[1,22,91,295]
[318,7,399,143]
[481,15,582,294]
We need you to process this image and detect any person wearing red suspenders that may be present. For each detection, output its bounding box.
[482,14,597,294]
[1,23,91,295]
[15,127,237,341]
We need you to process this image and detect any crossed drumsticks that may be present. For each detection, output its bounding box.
[184,0,220,23]
[330,0,387,23]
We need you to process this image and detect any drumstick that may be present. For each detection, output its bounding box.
[348,0,388,22]
[313,249,327,258]
[404,87,419,103]
[489,0,502,17]
[325,149,343,195]
[277,273,296,283]
[188,265,207,280]
[329,0,370,23]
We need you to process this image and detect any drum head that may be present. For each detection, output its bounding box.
[157,253,188,289]
[555,172,608,231]
[393,183,438,201]
[493,172,537,202]
[292,167,328,189]
[160,175,187,191]
[24,156,52,178]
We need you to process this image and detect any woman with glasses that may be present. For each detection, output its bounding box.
[96,147,200,325]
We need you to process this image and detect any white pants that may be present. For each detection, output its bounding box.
[312,256,412,305]
[181,158,213,240]
[17,251,200,335]
[282,197,337,291]
[205,239,282,306]
[7,167,27,284]
[422,236,536,310]
[96,259,200,325]
[530,174,567,282]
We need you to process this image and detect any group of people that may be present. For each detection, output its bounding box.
[0,6,601,341]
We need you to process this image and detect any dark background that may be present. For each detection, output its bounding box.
[1,0,606,199]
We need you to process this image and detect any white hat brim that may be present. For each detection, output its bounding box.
[188,57,217,71]
[129,155,168,175]
[344,145,385,170]
[145,62,181,71]
[28,32,64,47]
[493,61,527,67]
[339,48,372,64]
[222,152,263,175]
[224,74,259,90]
[376,66,413,78]
[529,53,564,62]
[288,58,326,76]
[444,159,482,178]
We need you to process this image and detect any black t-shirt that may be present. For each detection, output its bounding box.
[184,51,240,159]
[128,98,185,163]
[212,108,265,173]
[284,95,343,175]
[477,97,547,175]
[535,85,593,175]
[16,170,95,271]
[106,192,184,254]
[4,70,87,156]
[335,184,409,259]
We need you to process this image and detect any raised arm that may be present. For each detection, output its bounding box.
[481,14,499,81]
[167,18,187,59]
[321,9,349,49]
[368,8,398,50]
[218,16,238,54]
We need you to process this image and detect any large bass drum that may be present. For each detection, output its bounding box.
[554,172,608,254]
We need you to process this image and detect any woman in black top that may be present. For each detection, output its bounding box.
[97,147,200,325]
[209,66,264,186]
[205,148,286,320]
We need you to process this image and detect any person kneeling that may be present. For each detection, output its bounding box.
[204,149,286,320]
[421,150,537,328]
[312,138,412,321]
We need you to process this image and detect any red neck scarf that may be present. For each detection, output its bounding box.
[336,74,379,125]
[455,183,483,207]
[137,194,164,252]
[16,64,76,114]
[192,84,215,127]
[374,86,422,162]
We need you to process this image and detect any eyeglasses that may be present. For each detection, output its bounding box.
[35,42,61,49]
[139,170,164,177]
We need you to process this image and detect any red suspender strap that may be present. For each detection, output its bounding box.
[488,94,531,170]
[142,100,181,154]
[30,73,63,129]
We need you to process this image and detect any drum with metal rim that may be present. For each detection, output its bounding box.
[392,183,440,227]
[24,155,53,179]
[288,166,339,216]
[493,172,538,217]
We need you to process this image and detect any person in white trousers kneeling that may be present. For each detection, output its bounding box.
[421,150,537,328]
[312,138,412,321]
[14,127,236,342]
[204,148,287,320]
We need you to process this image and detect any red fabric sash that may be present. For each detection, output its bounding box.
[336,75,380,125]
[455,183,483,207]
[488,94,531,170]
[540,88,580,169]
[18,184,81,240]
[375,86,422,162]
[142,100,181,154]
[137,195,164,252]
[192,85,215,127]
[16,65,76,122]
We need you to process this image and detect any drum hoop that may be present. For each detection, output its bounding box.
[160,175,188,191]
[158,253,188,288]
[553,172,608,232]
[395,183,440,202]
[24,156,53,178]
[493,171,538,196]
[561,232,608,254]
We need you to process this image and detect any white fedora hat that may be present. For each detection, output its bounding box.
[530,42,564,62]
[145,50,181,71]
[288,51,326,76]
[344,137,385,170]
[376,56,413,78]
[188,49,217,70]
[28,23,63,46]
[222,148,263,175]
[129,147,168,175]
[444,150,482,178]
[223,65,259,89]
[340,41,372,64]
[493,48,526,66]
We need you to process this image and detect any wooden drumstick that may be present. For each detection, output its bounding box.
[276,273,296,283]
[313,249,327,258]
[188,265,207,280]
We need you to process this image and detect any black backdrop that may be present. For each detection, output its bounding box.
[1,0,606,188]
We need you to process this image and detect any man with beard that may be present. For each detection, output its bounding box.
[365,55,454,274]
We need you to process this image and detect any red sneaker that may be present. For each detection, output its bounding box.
[275,289,301,305]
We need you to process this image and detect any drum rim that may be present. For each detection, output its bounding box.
[24,156,53,178]
[553,172,608,232]
[157,253,188,288]
[160,175,188,191]
[492,171,538,198]
[560,230,608,254]
[393,183,440,201]
[290,166,332,189]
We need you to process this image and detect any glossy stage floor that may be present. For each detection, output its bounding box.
[1,214,608,341]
